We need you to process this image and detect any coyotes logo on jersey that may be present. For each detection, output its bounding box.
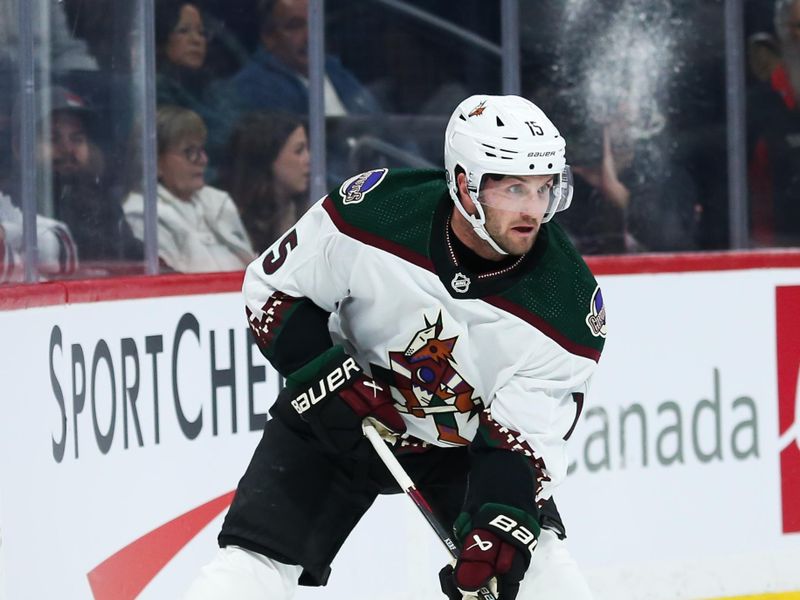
[386,312,482,444]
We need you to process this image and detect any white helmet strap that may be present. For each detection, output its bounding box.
[452,180,509,256]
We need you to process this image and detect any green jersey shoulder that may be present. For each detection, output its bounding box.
[326,168,445,259]
[324,167,606,359]
[499,220,606,358]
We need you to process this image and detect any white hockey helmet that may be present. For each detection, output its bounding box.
[444,94,573,255]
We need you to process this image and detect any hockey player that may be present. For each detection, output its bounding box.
[184,94,606,600]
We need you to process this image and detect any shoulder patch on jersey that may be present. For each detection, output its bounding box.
[585,285,607,338]
[339,168,388,205]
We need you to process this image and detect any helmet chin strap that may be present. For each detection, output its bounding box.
[472,220,508,256]
[453,193,509,256]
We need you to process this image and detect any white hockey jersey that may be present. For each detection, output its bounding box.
[244,168,606,501]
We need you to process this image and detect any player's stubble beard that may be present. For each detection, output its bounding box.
[483,206,539,257]
[452,202,537,260]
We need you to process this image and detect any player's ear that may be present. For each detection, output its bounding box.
[456,172,477,215]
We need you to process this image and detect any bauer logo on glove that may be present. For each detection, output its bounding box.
[283,346,406,453]
[440,504,541,600]
[290,356,362,414]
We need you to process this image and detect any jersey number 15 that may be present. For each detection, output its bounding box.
[261,229,298,275]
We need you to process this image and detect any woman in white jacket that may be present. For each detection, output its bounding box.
[124,105,255,273]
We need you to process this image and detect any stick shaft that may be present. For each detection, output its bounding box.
[362,420,497,600]
[407,486,459,556]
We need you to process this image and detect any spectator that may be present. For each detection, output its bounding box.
[556,124,628,255]
[0,188,78,283]
[27,86,144,270]
[746,0,800,246]
[0,0,98,72]
[226,0,381,115]
[747,32,791,103]
[556,98,701,254]
[123,105,255,273]
[218,111,309,251]
[61,0,137,72]
[154,0,236,166]
[746,32,787,245]
[777,0,800,102]
[156,0,210,105]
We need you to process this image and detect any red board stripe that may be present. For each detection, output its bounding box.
[0,271,244,310]
[2,251,800,311]
[587,249,800,275]
[87,491,234,600]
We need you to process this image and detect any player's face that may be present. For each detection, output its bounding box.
[478,174,554,256]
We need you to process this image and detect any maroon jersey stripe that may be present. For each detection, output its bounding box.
[486,295,602,362]
[322,196,435,272]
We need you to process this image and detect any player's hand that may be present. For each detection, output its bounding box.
[286,346,405,452]
[439,506,538,600]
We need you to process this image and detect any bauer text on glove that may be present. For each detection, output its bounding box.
[439,504,540,600]
[286,345,405,451]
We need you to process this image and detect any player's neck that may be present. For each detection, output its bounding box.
[450,206,505,262]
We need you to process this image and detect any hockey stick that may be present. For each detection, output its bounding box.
[362,419,498,600]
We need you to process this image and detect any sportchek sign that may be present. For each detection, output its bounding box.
[1,255,800,600]
[777,286,800,535]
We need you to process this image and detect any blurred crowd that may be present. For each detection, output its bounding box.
[0,0,798,282]
[746,0,800,247]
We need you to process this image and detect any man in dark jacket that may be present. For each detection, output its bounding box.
[38,86,144,270]
[227,0,381,116]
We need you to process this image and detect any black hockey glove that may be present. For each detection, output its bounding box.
[284,345,406,453]
[439,504,539,600]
